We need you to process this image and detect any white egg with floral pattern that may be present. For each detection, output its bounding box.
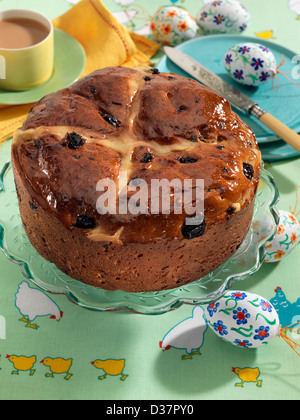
[224,42,277,87]
[264,210,300,263]
[150,6,198,46]
[196,0,250,35]
[205,291,280,349]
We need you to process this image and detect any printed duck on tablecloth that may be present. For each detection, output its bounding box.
[15,281,63,330]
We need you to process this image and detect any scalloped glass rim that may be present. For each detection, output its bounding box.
[0,163,279,315]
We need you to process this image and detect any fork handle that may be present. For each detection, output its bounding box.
[249,105,300,154]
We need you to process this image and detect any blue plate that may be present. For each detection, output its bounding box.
[259,140,300,161]
[157,35,300,160]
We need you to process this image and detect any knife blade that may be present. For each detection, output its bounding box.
[163,46,300,154]
[164,46,257,114]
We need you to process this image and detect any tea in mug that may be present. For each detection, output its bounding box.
[0,17,50,49]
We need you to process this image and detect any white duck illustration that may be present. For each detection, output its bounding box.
[65,0,81,4]
[113,0,136,5]
[65,0,136,5]
[289,0,300,19]
[65,1,138,25]
[159,306,208,359]
[112,9,138,25]
[15,282,63,330]
[134,24,151,37]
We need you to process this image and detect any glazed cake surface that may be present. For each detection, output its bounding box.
[12,66,261,292]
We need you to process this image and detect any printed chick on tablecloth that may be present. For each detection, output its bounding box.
[6,355,37,376]
[91,359,129,381]
[41,357,73,380]
[232,367,263,388]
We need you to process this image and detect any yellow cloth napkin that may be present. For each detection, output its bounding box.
[0,0,160,146]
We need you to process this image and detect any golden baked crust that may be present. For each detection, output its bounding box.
[12,66,261,292]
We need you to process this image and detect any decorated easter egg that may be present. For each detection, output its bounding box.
[205,291,280,348]
[196,0,250,35]
[150,6,198,46]
[224,42,277,87]
[264,210,300,263]
[252,212,276,244]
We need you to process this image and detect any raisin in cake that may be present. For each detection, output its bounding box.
[12,66,261,292]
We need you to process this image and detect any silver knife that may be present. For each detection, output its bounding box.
[163,46,300,154]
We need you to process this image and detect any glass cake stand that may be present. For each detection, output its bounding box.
[0,163,279,315]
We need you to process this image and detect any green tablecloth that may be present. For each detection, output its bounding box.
[0,0,300,401]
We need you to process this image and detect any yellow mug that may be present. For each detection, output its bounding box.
[0,9,54,91]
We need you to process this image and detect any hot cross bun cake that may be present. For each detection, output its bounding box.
[12,66,261,292]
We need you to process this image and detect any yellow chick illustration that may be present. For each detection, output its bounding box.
[41,357,73,380]
[91,359,128,381]
[255,30,275,39]
[6,354,36,376]
[232,367,262,388]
